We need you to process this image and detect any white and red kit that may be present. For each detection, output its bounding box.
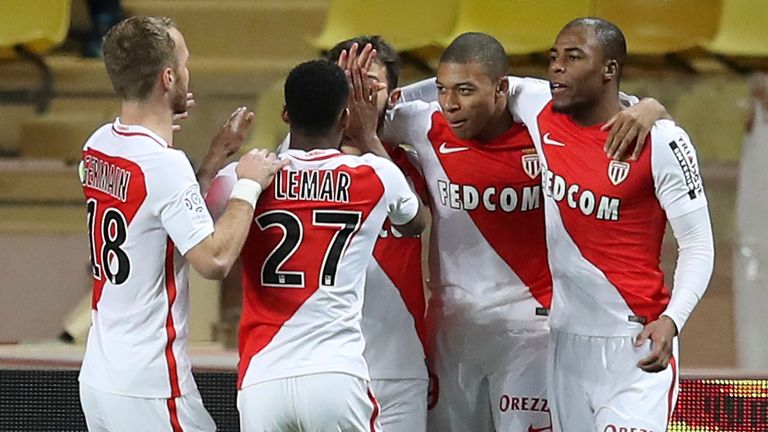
[78,118,216,432]
[208,148,420,432]
[383,99,553,432]
[363,144,430,431]
[272,139,432,432]
[509,77,714,432]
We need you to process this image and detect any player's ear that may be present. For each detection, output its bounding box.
[387,89,402,109]
[161,67,174,91]
[496,76,509,96]
[604,60,619,82]
[281,105,289,124]
[339,107,350,130]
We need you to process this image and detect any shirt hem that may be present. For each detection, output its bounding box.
[240,366,370,390]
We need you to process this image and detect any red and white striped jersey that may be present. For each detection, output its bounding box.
[362,145,429,380]
[509,78,709,337]
[78,118,214,398]
[383,101,553,333]
[211,148,420,389]
[272,140,430,381]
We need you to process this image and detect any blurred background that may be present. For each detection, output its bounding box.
[0,0,766,374]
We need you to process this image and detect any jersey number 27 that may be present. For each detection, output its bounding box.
[256,209,362,288]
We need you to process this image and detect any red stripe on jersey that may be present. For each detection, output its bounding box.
[367,387,380,432]
[667,355,678,423]
[372,220,426,348]
[536,102,670,322]
[427,112,552,308]
[164,238,182,398]
[237,164,385,388]
[111,125,167,148]
[81,148,147,310]
[374,144,427,349]
[166,397,184,432]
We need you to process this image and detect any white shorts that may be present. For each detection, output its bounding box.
[370,378,427,432]
[427,328,551,432]
[79,383,215,432]
[237,373,381,432]
[547,329,680,432]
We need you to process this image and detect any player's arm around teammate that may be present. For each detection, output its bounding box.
[185,148,287,279]
[399,74,671,161]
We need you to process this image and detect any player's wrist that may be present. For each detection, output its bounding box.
[229,178,262,209]
[659,314,680,336]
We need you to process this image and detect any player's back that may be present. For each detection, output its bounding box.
[238,148,418,389]
[79,119,212,398]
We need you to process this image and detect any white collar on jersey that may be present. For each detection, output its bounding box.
[112,117,170,148]
[285,148,342,161]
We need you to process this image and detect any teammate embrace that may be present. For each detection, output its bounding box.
[79,14,713,432]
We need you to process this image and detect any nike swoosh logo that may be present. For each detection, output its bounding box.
[438,142,470,154]
[542,132,566,147]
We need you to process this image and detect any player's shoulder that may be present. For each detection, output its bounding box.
[393,99,439,116]
[153,146,194,171]
[508,75,550,96]
[650,119,695,151]
[333,152,402,182]
[356,152,401,172]
[82,123,113,151]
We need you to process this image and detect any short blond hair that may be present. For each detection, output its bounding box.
[101,16,178,100]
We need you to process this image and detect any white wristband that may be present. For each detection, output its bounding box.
[229,178,262,209]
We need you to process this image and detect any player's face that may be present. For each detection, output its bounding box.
[169,28,190,115]
[436,61,499,140]
[548,25,606,115]
[368,60,390,126]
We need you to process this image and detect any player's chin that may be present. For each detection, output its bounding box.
[172,102,188,115]
[551,98,574,114]
[450,123,474,140]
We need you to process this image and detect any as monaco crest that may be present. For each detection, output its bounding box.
[522,154,541,179]
[608,160,630,186]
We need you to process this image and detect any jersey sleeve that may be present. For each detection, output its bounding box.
[153,150,215,255]
[507,76,553,128]
[650,121,708,219]
[662,206,714,332]
[385,145,429,204]
[371,156,420,226]
[398,77,438,103]
[382,100,435,154]
[204,162,238,221]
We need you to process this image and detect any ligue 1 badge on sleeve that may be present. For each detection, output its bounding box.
[77,160,86,184]
[608,160,630,186]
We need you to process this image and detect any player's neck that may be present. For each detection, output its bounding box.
[474,107,514,142]
[569,93,623,127]
[119,100,174,146]
[288,132,341,152]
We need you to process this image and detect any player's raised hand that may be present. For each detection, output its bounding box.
[172,92,196,132]
[341,43,387,156]
[210,106,255,158]
[236,148,289,189]
[197,106,257,195]
[634,315,677,373]
[602,97,670,161]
